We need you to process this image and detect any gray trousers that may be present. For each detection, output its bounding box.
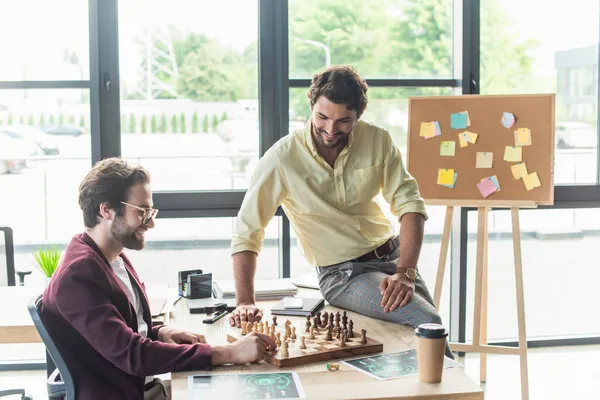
[317,251,454,359]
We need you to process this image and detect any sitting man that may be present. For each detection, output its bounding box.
[229,65,452,358]
[42,158,276,400]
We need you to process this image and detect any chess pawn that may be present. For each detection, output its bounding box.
[281,341,289,358]
[325,325,333,341]
[246,321,253,333]
[335,311,341,323]
[291,327,297,339]
[272,316,278,326]
[360,329,367,344]
[241,321,248,335]
[336,328,341,340]
[339,333,346,348]
[316,311,322,327]
[300,336,306,349]
[259,322,265,334]
[311,318,318,332]
[329,313,334,329]
[305,319,311,333]
[264,321,269,332]
[276,332,282,347]
[270,328,277,343]
[309,327,315,340]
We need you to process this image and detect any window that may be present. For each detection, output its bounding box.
[288,0,456,78]
[465,208,600,341]
[481,0,599,184]
[127,216,283,286]
[118,0,259,191]
[0,1,89,81]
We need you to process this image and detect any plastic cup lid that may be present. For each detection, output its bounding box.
[415,323,448,339]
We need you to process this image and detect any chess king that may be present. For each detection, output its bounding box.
[229,65,453,359]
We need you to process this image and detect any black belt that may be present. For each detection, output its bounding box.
[316,236,399,273]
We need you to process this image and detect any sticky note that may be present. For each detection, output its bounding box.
[458,132,469,148]
[504,146,522,162]
[437,169,455,186]
[440,141,456,156]
[465,131,478,144]
[433,121,442,137]
[451,112,470,129]
[511,163,528,179]
[476,178,498,198]
[420,122,435,138]
[523,172,541,191]
[488,175,501,191]
[501,112,516,128]
[514,128,532,146]
[476,152,493,168]
[442,172,458,188]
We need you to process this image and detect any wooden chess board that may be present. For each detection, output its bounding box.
[227,314,383,368]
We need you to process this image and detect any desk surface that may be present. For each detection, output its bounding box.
[170,293,483,400]
[2,286,483,399]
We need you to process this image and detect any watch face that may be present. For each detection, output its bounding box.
[406,269,417,280]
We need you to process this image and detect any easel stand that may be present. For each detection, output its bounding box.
[431,201,535,400]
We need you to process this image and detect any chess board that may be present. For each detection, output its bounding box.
[227,315,383,368]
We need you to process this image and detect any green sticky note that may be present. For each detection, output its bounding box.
[440,141,456,156]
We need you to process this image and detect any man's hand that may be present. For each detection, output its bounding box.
[211,332,277,366]
[379,273,415,313]
[229,304,263,328]
[158,326,207,344]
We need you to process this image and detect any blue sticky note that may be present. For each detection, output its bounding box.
[489,175,501,191]
[450,113,468,129]
[434,121,442,136]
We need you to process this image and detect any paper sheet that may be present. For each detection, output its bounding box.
[420,122,435,138]
[476,178,498,198]
[504,146,522,162]
[511,163,528,179]
[441,172,458,188]
[440,141,456,156]
[476,152,493,168]
[523,172,541,191]
[450,111,470,129]
[514,128,532,146]
[501,112,516,128]
[437,169,455,185]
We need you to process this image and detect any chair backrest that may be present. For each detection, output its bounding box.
[28,294,76,400]
[0,226,15,286]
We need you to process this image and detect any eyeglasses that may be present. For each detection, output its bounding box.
[120,202,159,225]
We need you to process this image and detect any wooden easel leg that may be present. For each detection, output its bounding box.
[472,207,487,352]
[511,207,530,400]
[434,206,454,309]
[480,207,489,383]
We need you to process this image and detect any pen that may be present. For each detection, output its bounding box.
[202,309,229,324]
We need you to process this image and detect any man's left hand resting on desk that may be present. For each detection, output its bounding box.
[157,326,207,344]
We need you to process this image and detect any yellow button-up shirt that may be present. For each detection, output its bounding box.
[231,119,428,267]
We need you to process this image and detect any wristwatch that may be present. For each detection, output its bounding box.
[397,267,417,282]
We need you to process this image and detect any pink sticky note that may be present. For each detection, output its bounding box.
[476,178,498,198]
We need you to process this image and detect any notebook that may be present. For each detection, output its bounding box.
[213,279,298,300]
[270,297,325,317]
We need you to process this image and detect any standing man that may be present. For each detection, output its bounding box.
[229,65,451,357]
[42,158,276,400]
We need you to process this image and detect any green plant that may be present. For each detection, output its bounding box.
[33,247,61,278]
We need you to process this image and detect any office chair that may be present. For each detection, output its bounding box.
[0,226,32,286]
[28,295,75,400]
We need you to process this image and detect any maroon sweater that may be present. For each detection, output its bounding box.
[42,233,212,399]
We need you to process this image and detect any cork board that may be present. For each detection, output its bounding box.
[406,94,555,206]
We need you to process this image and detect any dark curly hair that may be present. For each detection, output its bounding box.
[78,157,151,228]
[307,65,369,118]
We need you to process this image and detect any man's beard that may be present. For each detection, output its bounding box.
[111,216,145,250]
[313,123,349,149]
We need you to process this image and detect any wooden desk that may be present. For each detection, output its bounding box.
[0,286,41,344]
[170,295,484,400]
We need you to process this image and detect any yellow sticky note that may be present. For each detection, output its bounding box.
[504,146,522,162]
[458,132,469,148]
[437,169,455,185]
[476,152,493,168]
[440,141,456,156]
[511,163,528,179]
[466,131,478,144]
[420,122,435,137]
[514,128,532,146]
[523,172,541,191]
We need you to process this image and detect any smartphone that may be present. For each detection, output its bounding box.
[283,297,303,309]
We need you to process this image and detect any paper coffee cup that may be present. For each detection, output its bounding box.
[415,323,448,383]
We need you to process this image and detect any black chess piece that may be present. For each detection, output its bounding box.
[316,311,322,327]
[348,320,355,338]
[321,311,328,327]
[272,316,278,326]
[329,313,334,327]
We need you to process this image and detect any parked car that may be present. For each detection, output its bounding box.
[0,132,29,174]
[39,124,87,137]
[0,125,60,155]
[555,122,597,149]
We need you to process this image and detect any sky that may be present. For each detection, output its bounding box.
[0,0,596,84]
